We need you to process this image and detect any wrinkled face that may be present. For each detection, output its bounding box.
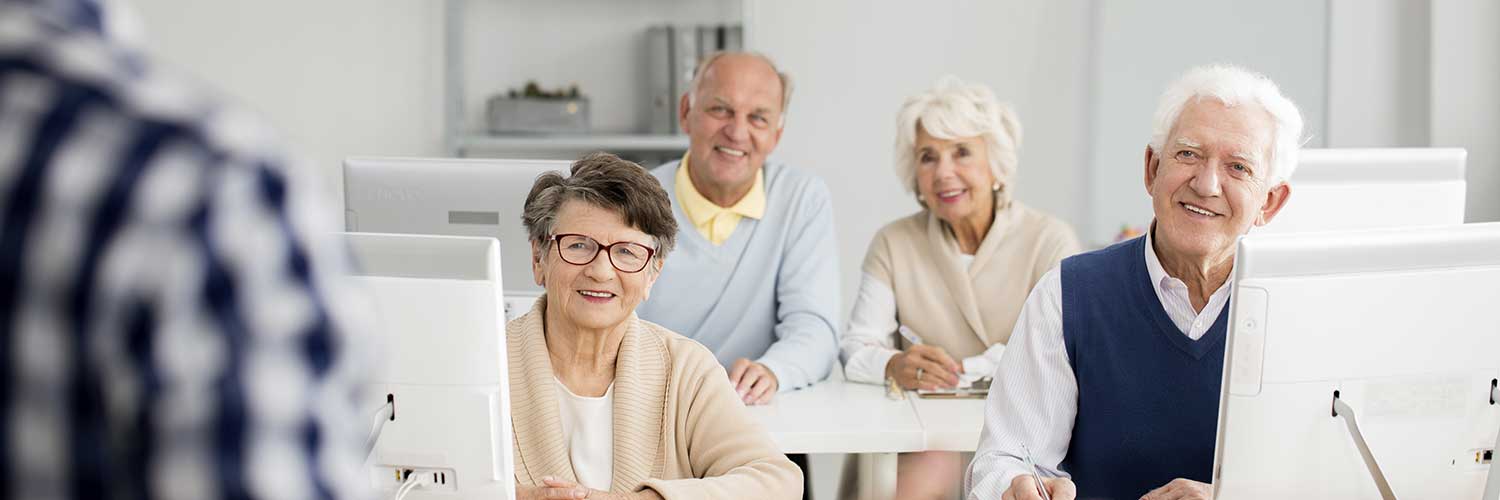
[531,200,660,331]
[1146,99,1290,262]
[914,127,996,224]
[679,54,785,195]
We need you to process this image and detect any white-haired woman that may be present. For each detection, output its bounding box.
[839,76,1081,499]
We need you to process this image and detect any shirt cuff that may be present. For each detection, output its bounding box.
[962,343,1007,378]
[755,357,802,392]
[969,466,1034,500]
[845,346,900,385]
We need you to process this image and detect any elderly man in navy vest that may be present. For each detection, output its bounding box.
[965,65,1304,500]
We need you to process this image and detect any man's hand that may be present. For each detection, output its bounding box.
[1002,474,1076,500]
[728,358,779,405]
[1140,478,1210,500]
[886,344,962,390]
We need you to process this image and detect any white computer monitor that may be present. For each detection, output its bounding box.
[344,232,514,500]
[1213,223,1500,499]
[343,156,569,296]
[1258,148,1466,235]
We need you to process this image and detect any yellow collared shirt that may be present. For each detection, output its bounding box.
[676,152,765,246]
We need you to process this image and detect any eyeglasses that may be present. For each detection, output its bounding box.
[549,233,656,273]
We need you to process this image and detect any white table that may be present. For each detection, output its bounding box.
[747,375,996,499]
[747,377,925,500]
[909,396,988,452]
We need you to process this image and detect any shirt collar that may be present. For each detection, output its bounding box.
[1144,222,1234,296]
[675,152,766,223]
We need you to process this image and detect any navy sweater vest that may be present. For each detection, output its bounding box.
[1057,236,1227,500]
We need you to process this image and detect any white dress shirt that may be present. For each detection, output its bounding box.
[841,255,1005,385]
[965,232,1232,499]
[556,378,615,491]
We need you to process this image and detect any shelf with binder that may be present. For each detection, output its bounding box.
[441,0,748,159]
[452,133,690,155]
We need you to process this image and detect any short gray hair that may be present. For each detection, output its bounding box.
[521,153,678,261]
[688,51,794,126]
[893,75,1022,195]
[1150,64,1305,185]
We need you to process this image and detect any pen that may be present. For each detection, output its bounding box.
[897,325,923,346]
[1021,443,1052,500]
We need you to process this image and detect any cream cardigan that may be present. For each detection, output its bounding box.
[507,297,802,499]
[861,196,1081,359]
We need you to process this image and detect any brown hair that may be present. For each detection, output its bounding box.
[521,152,678,260]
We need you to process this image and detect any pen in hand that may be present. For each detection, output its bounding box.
[897,325,923,346]
[894,325,963,388]
[1021,442,1053,500]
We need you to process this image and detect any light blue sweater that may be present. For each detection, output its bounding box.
[637,160,841,391]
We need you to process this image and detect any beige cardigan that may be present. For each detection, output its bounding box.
[862,196,1081,358]
[507,297,802,499]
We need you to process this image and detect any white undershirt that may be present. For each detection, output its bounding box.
[555,378,614,491]
[966,230,1233,498]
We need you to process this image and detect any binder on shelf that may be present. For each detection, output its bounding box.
[643,23,744,135]
[723,24,743,52]
[671,24,699,135]
[696,25,716,68]
[646,26,675,134]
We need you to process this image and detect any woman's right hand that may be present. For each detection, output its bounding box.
[886,344,962,390]
[516,477,590,499]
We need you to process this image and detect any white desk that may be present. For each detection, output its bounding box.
[910,397,987,452]
[749,377,925,454]
[748,376,925,500]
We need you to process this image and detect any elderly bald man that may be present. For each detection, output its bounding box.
[966,65,1304,500]
[637,52,839,405]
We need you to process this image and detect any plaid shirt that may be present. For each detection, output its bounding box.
[0,4,369,500]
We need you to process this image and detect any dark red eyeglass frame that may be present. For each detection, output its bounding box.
[549,233,656,273]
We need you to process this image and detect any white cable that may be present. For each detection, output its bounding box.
[393,472,429,500]
[365,402,395,460]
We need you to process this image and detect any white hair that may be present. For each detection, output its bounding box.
[893,75,1022,195]
[1150,64,1305,185]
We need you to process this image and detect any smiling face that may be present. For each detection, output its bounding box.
[532,199,660,332]
[678,54,785,201]
[913,127,996,225]
[1146,98,1290,263]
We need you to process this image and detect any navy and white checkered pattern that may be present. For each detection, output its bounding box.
[0,5,370,500]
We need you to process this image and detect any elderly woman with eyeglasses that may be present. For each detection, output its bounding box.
[838,76,1082,499]
[509,153,801,500]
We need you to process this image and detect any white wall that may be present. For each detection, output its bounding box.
[1323,0,1500,223]
[132,0,446,199]
[1327,0,1430,147]
[1084,0,1330,245]
[1431,0,1500,222]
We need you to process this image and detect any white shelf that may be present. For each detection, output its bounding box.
[454,133,690,152]
[442,0,746,158]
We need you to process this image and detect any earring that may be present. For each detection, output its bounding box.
[992,181,1001,191]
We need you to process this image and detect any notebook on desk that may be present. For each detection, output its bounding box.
[916,376,991,399]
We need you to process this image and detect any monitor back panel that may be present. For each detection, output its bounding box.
[1261,148,1466,235]
[1215,224,1500,498]
[344,157,569,295]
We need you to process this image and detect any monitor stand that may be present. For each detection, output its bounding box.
[1483,382,1499,500]
[1331,391,1398,500]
